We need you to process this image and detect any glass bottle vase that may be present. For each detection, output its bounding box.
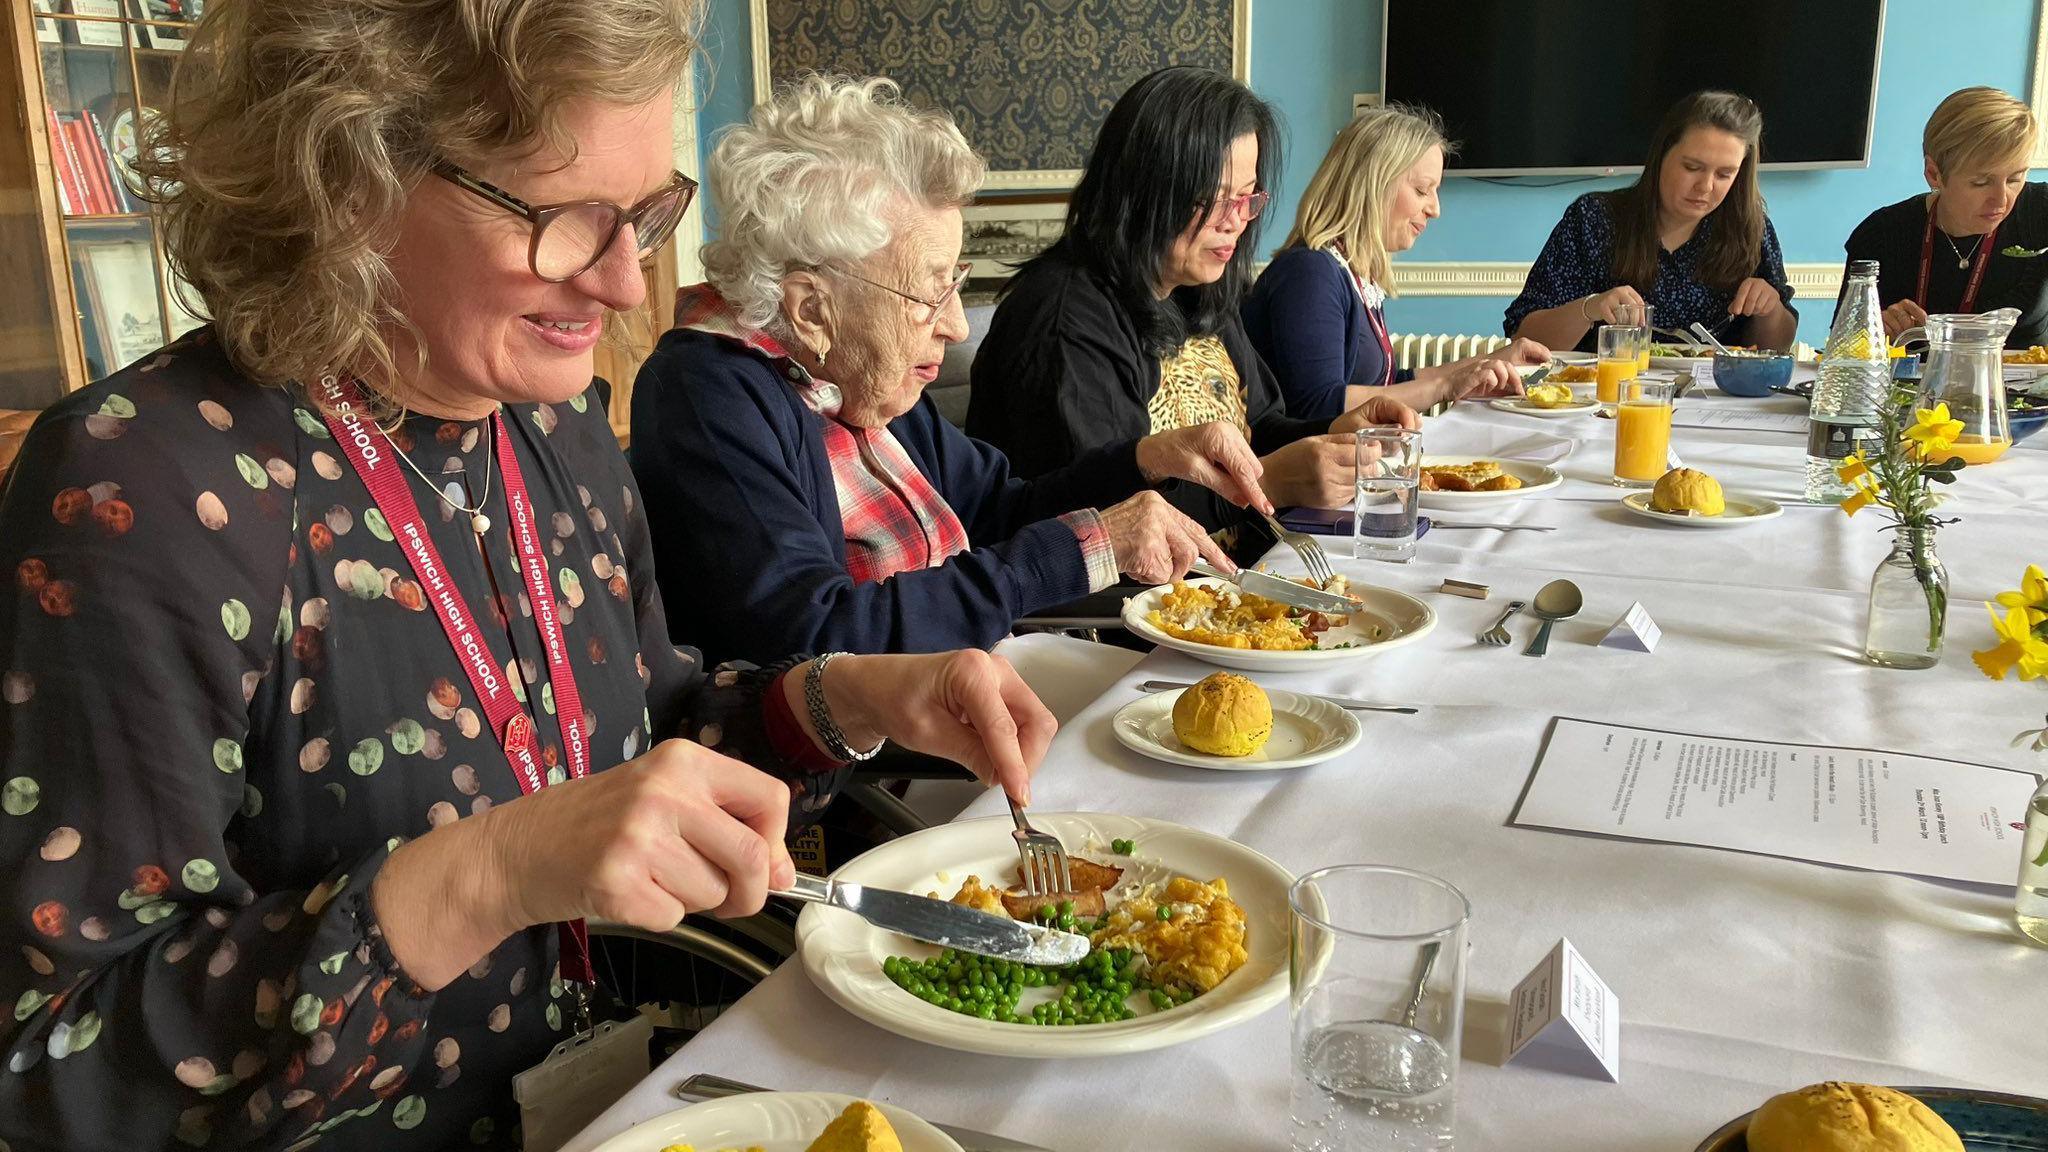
[1863,528,1947,669]
[2019,775,2048,947]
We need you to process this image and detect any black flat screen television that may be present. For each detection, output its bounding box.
[1380,1,1886,175]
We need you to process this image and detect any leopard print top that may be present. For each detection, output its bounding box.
[1146,335,1251,438]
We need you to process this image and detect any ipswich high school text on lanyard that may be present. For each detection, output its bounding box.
[319,375,594,983]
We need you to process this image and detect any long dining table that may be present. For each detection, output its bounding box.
[569,384,2048,1152]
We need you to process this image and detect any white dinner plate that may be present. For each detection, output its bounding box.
[1111,687,1363,771]
[1650,355,1714,373]
[1620,490,1784,526]
[588,1092,961,1152]
[1417,455,1564,509]
[1489,396,1600,419]
[1552,350,1596,365]
[1120,576,1437,671]
[797,813,1293,1059]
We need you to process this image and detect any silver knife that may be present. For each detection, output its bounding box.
[1138,679,1419,714]
[774,873,1089,966]
[673,1074,1057,1152]
[1191,562,1357,614]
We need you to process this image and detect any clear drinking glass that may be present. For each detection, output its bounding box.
[1290,866,1470,1152]
[1352,426,1422,563]
[1611,376,1675,487]
[1596,323,1646,408]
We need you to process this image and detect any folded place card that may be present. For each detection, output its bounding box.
[1504,937,1621,1082]
[1600,601,1660,653]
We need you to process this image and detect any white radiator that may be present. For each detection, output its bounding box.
[1389,332,1512,372]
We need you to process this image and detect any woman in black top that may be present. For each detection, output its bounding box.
[966,67,1417,532]
[0,3,1054,1148]
[1845,86,2048,347]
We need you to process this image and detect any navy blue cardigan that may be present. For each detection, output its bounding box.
[1242,245,1405,423]
[630,327,1149,665]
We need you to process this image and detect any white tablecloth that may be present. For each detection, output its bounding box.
[568,393,2048,1152]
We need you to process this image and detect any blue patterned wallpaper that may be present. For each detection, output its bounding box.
[755,0,1246,185]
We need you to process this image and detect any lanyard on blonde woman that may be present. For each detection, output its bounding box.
[317,375,596,1006]
[1917,194,1999,313]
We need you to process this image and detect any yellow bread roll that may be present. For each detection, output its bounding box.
[1171,672,1273,757]
[1650,467,1726,516]
[804,1100,903,1152]
[1747,1083,1963,1152]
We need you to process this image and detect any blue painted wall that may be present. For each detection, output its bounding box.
[691,0,2039,345]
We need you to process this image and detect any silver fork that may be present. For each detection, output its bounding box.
[1261,512,1336,586]
[1007,796,1071,896]
[1478,600,1526,646]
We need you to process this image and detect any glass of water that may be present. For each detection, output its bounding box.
[1352,426,1421,563]
[1289,865,1470,1152]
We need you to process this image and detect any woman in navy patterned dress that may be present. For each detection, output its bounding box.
[1506,91,1798,353]
[0,2,1055,1149]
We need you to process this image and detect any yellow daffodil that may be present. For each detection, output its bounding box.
[1835,453,1870,484]
[1992,564,2048,626]
[1837,474,1885,518]
[1972,602,2048,681]
[1904,402,1964,459]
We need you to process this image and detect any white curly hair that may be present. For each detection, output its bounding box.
[702,75,986,333]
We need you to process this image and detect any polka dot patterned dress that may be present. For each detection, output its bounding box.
[1502,191,1796,352]
[0,330,846,1150]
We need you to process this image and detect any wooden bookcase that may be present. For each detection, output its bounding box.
[4,1,205,412]
[3,4,697,442]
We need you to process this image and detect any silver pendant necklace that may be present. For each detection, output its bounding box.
[391,412,498,534]
[1944,230,1984,270]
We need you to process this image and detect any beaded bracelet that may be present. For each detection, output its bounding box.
[803,652,884,762]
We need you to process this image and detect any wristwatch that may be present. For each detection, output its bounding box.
[803,652,885,762]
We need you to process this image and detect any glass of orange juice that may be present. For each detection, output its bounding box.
[1612,377,1675,487]
[1596,324,1645,405]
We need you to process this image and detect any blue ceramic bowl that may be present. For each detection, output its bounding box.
[2010,406,2045,444]
[1712,351,1796,397]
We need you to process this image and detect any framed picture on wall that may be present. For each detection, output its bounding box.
[751,0,1250,190]
[960,199,1068,283]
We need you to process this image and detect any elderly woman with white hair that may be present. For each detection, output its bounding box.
[631,76,1272,665]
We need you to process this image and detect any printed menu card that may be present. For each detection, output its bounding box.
[1513,719,2040,885]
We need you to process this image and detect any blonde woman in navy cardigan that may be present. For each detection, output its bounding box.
[1244,105,1545,422]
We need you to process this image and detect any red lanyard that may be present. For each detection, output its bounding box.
[318,376,593,983]
[1329,244,1395,387]
[1917,196,1998,314]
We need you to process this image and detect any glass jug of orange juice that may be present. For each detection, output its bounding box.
[1905,309,2018,465]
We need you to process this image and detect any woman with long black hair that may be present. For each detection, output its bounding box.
[966,67,1421,537]
[1506,90,1798,352]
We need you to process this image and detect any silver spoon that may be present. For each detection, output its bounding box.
[1521,579,1584,657]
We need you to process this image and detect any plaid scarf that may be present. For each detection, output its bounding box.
[674,284,972,585]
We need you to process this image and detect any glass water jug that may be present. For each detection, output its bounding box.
[1904,308,2019,465]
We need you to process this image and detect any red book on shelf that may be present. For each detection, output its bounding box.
[85,109,136,212]
[70,118,118,215]
[46,109,86,215]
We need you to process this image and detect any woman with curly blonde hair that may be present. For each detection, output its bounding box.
[0,3,1056,1148]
